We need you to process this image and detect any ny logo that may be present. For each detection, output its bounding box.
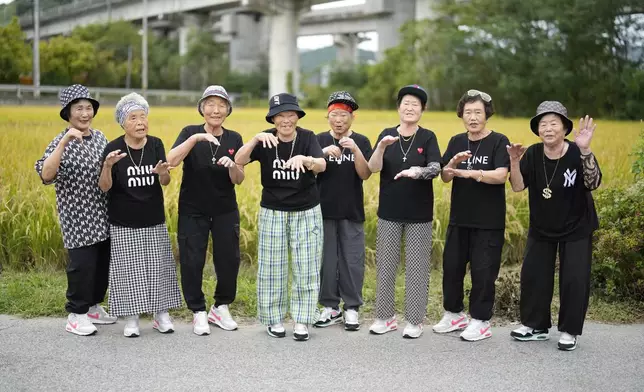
[563,168,577,187]
[273,96,280,105]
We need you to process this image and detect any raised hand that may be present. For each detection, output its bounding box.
[378,135,399,149]
[104,149,127,167]
[284,155,308,173]
[339,136,357,152]
[64,128,84,145]
[323,145,342,158]
[574,115,596,153]
[152,160,170,175]
[217,156,236,168]
[394,167,421,180]
[254,132,279,149]
[448,150,472,167]
[506,143,527,161]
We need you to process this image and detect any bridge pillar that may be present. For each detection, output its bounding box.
[179,13,202,90]
[268,0,304,97]
[333,33,364,65]
[375,0,416,61]
[415,0,438,20]
[229,12,266,74]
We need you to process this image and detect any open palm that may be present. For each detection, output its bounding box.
[574,115,596,151]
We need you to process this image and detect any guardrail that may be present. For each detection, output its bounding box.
[0,84,206,101]
[18,0,129,26]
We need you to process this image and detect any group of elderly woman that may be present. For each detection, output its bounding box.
[35,82,601,351]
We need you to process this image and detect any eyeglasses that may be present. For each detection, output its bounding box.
[467,89,492,102]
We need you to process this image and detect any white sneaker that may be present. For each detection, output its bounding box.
[460,319,492,341]
[153,311,174,334]
[293,323,310,341]
[510,324,549,341]
[192,311,211,336]
[267,323,286,338]
[87,304,117,325]
[123,315,140,338]
[558,332,578,351]
[369,316,397,335]
[65,313,98,336]
[314,307,343,328]
[432,311,469,334]
[208,304,238,331]
[402,323,424,339]
[343,309,360,331]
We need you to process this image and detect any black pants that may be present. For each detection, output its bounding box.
[442,226,504,321]
[65,239,110,314]
[520,235,592,336]
[178,210,240,312]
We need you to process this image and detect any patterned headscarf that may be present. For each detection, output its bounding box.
[115,92,149,128]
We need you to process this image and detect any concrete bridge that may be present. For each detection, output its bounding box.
[19,0,437,95]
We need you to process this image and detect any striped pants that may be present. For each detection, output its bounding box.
[257,205,323,325]
[375,218,433,325]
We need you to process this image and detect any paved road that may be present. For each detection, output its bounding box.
[0,315,642,392]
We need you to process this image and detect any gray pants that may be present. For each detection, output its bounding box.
[319,219,366,311]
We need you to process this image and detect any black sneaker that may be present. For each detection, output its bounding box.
[510,325,549,341]
[557,333,578,351]
[313,307,342,328]
[293,323,310,341]
[267,323,286,338]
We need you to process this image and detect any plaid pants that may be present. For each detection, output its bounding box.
[257,205,323,325]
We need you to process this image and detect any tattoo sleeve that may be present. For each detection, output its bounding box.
[581,152,601,190]
[412,162,442,180]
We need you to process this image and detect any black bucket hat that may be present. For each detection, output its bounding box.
[265,93,306,124]
[59,84,100,121]
[530,101,573,136]
[327,91,359,111]
[397,84,428,107]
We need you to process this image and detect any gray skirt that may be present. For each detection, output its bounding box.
[108,223,182,317]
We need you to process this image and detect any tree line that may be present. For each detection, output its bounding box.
[1,0,643,119]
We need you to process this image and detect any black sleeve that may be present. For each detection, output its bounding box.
[233,133,243,160]
[519,146,532,187]
[425,132,442,163]
[441,136,456,167]
[250,142,261,162]
[359,135,373,160]
[172,127,191,149]
[307,132,324,158]
[375,129,388,147]
[155,137,167,163]
[494,134,511,169]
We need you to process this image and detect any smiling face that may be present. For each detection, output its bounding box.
[462,100,487,134]
[397,94,423,124]
[68,99,94,132]
[123,109,148,141]
[273,111,299,139]
[327,109,353,135]
[538,113,566,147]
[201,96,229,128]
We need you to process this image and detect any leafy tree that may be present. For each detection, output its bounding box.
[0,17,32,83]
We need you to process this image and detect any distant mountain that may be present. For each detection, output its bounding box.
[300,45,375,74]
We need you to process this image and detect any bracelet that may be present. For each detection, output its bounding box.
[476,170,484,182]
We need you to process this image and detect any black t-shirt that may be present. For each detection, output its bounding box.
[172,125,243,217]
[442,131,510,230]
[250,127,324,212]
[316,131,373,222]
[520,141,599,241]
[376,126,442,223]
[101,135,166,228]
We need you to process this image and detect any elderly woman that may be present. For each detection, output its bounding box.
[235,93,326,341]
[98,93,182,337]
[367,85,442,339]
[166,85,245,336]
[35,84,117,336]
[507,101,601,351]
[313,91,372,331]
[432,90,510,341]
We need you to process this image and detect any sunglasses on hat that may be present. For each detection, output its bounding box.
[467,89,492,102]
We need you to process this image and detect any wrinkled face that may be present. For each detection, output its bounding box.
[273,111,299,138]
[202,96,228,128]
[327,109,353,135]
[123,109,148,140]
[462,100,487,133]
[68,99,94,132]
[398,94,423,124]
[538,113,566,146]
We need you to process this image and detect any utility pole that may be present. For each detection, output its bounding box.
[142,0,148,98]
[33,0,40,98]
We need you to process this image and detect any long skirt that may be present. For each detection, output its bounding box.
[108,223,182,317]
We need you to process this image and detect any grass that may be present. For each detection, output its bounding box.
[0,106,641,323]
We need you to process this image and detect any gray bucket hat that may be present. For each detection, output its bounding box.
[198,85,232,116]
[530,101,573,136]
[58,84,100,121]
